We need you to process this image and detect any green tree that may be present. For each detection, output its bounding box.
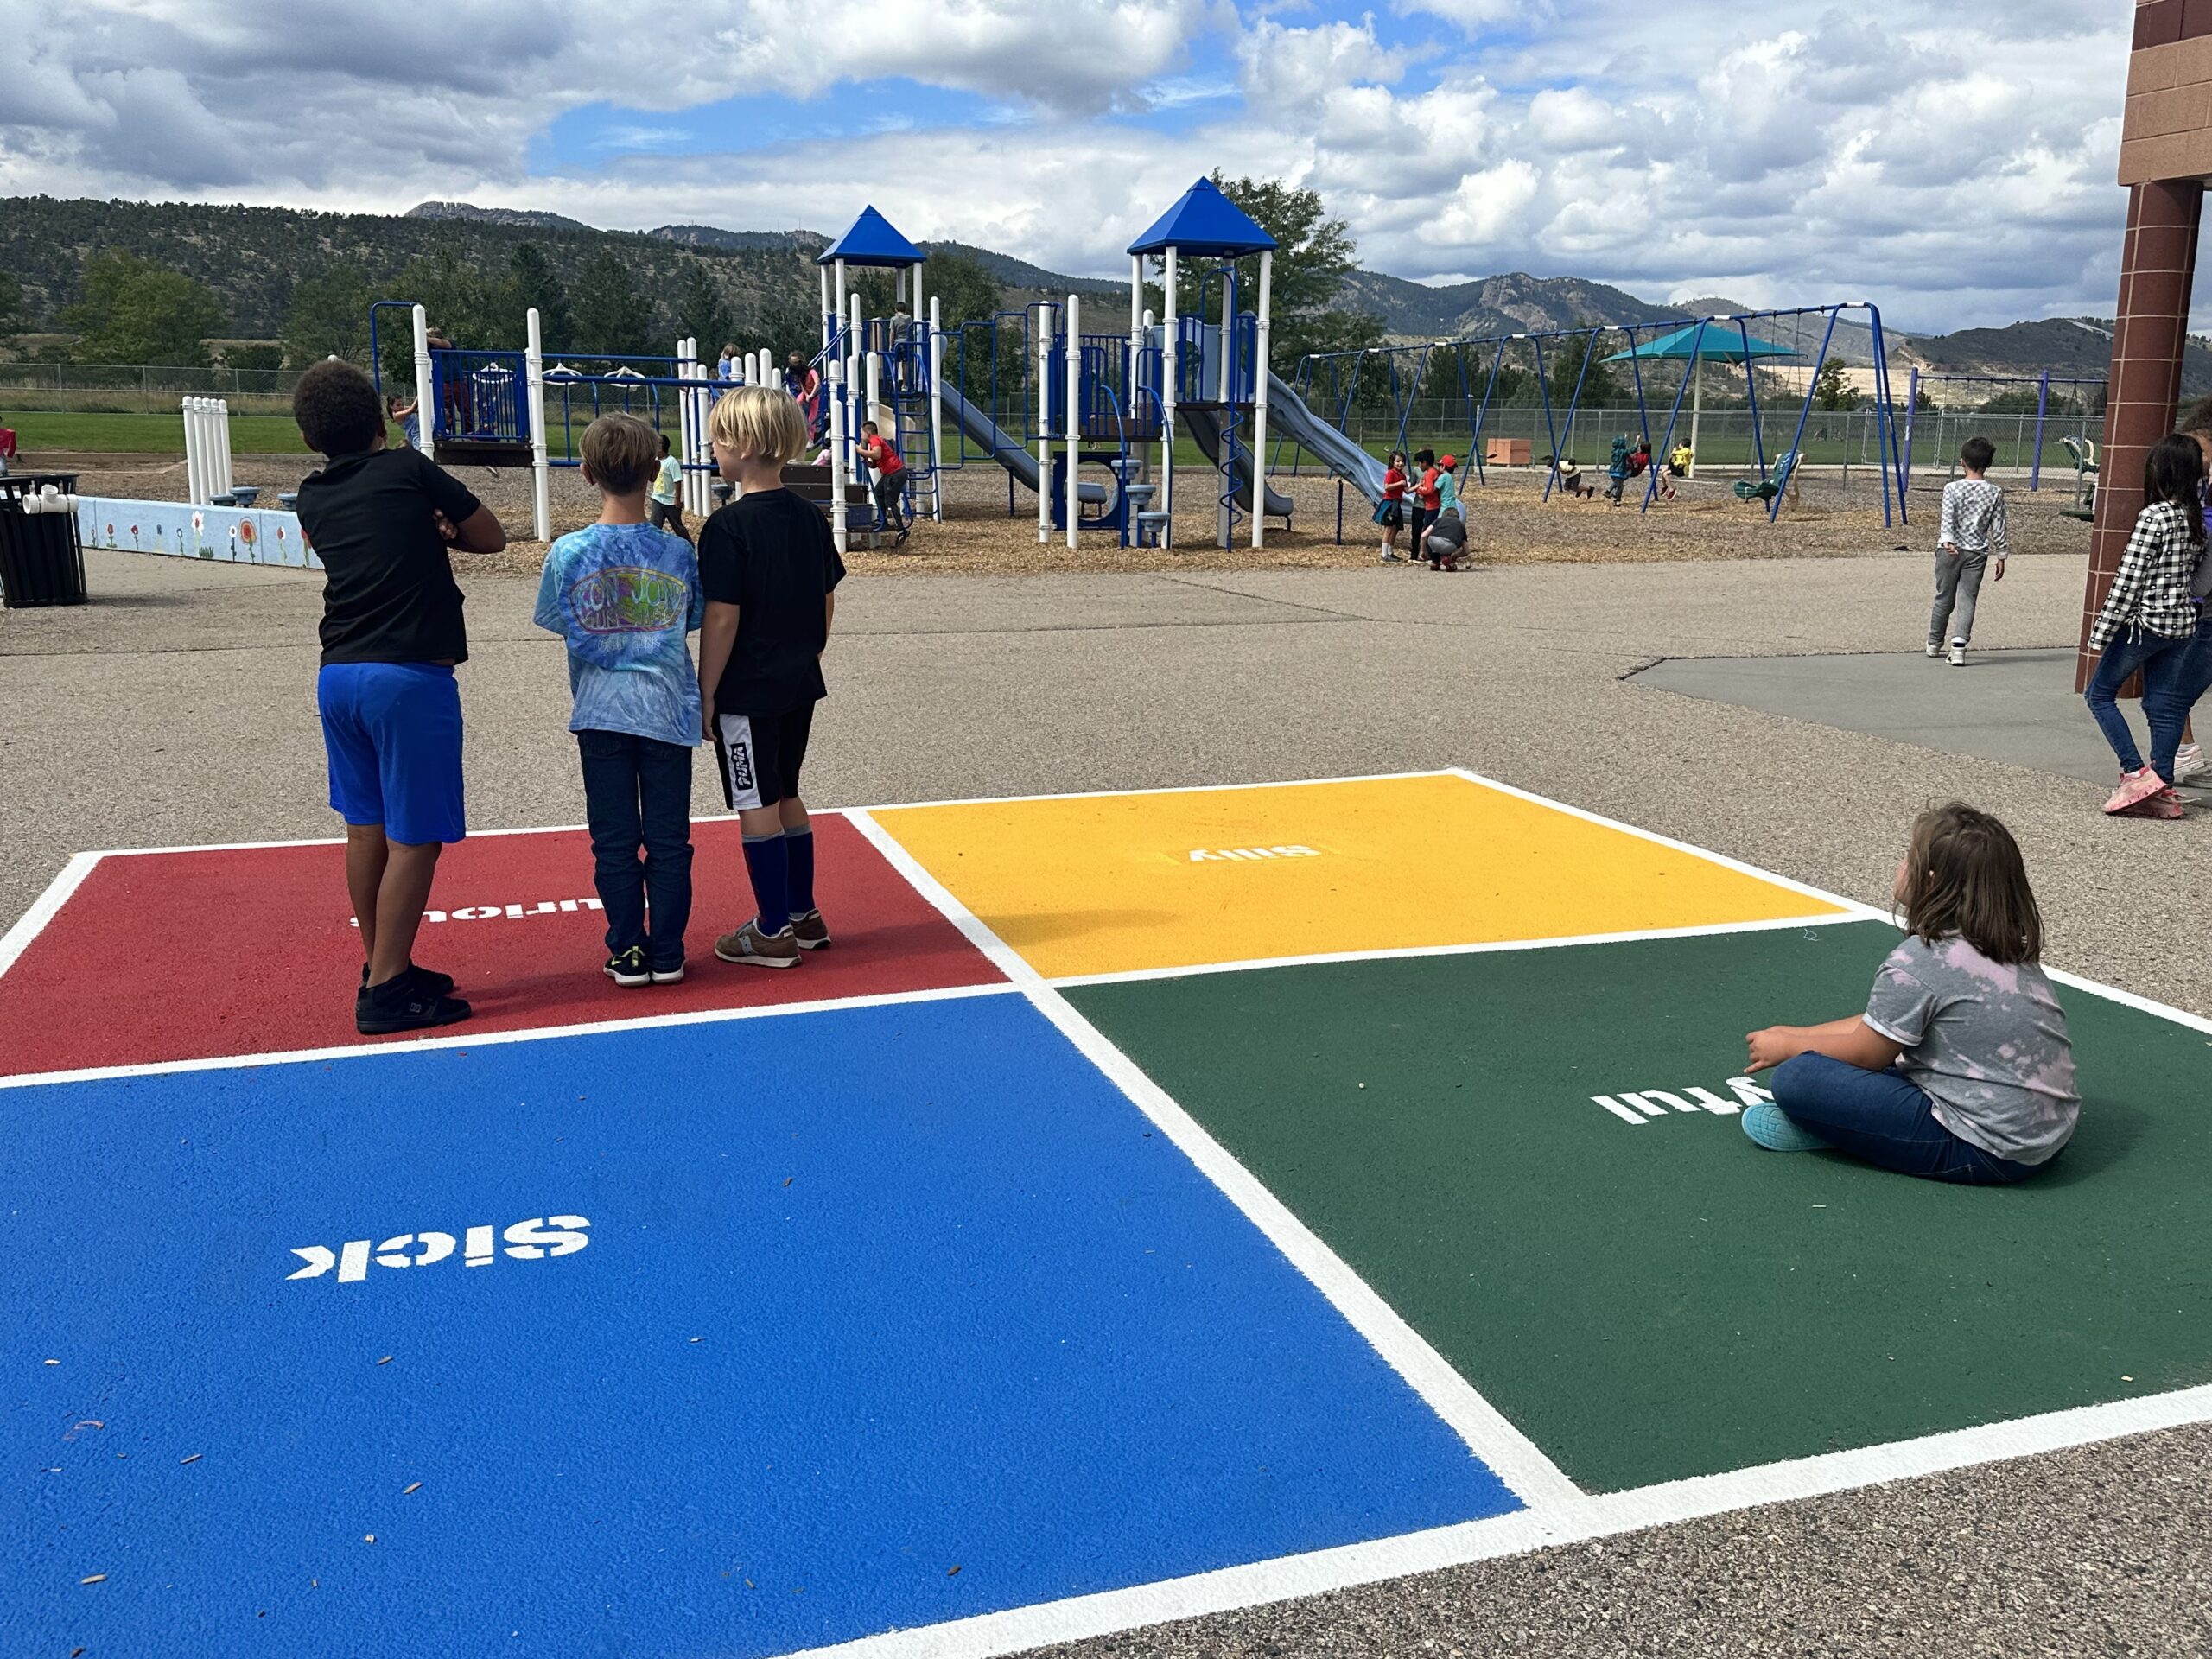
[61,249,224,365]
[282,264,372,366]
[0,270,22,351]
[508,243,572,349]
[919,250,1002,332]
[1813,358,1857,411]
[221,343,285,372]
[569,251,656,357]
[1543,327,1624,409]
[674,264,733,357]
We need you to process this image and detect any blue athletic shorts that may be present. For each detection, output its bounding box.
[316,663,466,845]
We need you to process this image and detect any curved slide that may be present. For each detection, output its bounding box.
[1262,372,1390,505]
[940,383,1108,505]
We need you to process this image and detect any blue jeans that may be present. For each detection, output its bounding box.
[576,730,694,969]
[2084,626,2196,779]
[1770,1052,2039,1185]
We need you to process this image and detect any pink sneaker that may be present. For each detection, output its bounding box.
[2113,785,2186,820]
[2103,769,2170,815]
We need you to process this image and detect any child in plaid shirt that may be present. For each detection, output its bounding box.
[1931,436,2008,665]
[2084,435,2208,817]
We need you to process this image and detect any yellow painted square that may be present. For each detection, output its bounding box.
[871,773,1847,979]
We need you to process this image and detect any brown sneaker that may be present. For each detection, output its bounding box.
[714,918,802,969]
[789,908,832,951]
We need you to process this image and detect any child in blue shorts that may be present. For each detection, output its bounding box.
[535,413,703,987]
[291,359,506,1034]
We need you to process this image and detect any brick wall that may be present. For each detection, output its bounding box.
[2123,2,2212,183]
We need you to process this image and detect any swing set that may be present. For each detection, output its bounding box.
[1281,302,1910,528]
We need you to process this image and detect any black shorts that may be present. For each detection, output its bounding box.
[1377,500,1403,531]
[713,703,814,810]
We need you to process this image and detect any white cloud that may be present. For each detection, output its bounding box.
[0,0,2146,332]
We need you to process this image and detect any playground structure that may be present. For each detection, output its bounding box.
[1282,304,1912,527]
[1897,370,2106,493]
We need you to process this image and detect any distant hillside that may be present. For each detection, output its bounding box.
[407,201,595,233]
[1344,270,1685,340]
[0,196,821,342]
[651,224,829,255]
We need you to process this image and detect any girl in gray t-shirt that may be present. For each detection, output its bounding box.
[1740,804,2079,1185]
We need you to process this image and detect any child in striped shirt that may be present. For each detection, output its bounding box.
[1931,436,2007,666]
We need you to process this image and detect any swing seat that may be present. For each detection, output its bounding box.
[1733,449,1800,503]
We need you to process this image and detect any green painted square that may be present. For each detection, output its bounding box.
[1066,923,2212,1491]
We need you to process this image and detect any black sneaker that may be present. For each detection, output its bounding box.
[356,973,471,1035]
[648,957,687,985]
[359,962,455,997]
[604,945,652,988]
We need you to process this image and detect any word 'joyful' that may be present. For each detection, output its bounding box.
[350,899,606,927]
[1188,845,1321,862]
[288,1217,592,1283]
[1592,1077,1774,1125]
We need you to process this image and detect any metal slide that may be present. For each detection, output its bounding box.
[1184,372,1392,516]
[939,383,1108,505]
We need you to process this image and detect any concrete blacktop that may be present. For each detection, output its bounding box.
[3,545,2210,1656]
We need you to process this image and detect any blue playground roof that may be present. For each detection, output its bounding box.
[818,206,925,268]
[1605,323,1796,363]
[1128,177,1278,258]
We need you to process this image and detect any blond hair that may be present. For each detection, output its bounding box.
[709,385,809,466]
[579,411,660,495]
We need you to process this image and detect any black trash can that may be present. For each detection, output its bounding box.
[0,472,88,607]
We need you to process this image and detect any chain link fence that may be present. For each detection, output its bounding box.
[0,363,307,418]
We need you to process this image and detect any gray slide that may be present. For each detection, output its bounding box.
[1181,373,1389,517]
[940,383,1107,505]
[1262,372,1390,505]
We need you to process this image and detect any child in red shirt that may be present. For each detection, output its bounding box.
[1376,448,1408,562]
[859,420,908,545]
[1411,448,1441,552]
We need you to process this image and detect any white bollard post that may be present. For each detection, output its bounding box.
[1065,293,1081,550]
[929,296,944,523]
[213,397,232,500]
[829,260,849,556]
[1250,250,1273,550]
[412,304,436,464]
[182,397,204,505]
[1037,305,1052,543]
[1161,250,1178,550]
[526,309,552,543]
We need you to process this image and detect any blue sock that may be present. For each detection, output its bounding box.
[741,833,791,935]
[785,826,816,917]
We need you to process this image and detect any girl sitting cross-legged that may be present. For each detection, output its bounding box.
[1740,804,2079,1185]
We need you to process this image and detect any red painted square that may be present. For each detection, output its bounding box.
[0,815,1002,1077]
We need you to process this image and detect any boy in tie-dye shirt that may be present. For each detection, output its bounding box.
[534,414,705,988]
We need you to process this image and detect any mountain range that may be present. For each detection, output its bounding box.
[0,195,2177,387]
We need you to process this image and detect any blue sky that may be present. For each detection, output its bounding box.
[2,0,2139,332]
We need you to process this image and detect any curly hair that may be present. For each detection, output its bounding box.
[292,359,385,456]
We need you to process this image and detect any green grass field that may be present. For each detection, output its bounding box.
[6,410,314,455]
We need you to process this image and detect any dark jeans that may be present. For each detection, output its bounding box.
[2083,626,2196,779]
[576,730,694,969]
[1770,1052,2039,1185]
[873,473,906,531]
[647,498,689,543]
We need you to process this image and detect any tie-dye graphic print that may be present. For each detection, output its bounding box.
[1863,935,2081,1166]
[534,522,706,749]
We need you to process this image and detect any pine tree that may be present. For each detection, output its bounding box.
[569,251,656,358]
[508,243,572,349]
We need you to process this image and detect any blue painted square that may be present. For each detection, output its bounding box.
[3,991,1517,1657]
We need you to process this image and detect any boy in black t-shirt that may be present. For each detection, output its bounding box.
[696,385,846,969]
[291,359,507,1033]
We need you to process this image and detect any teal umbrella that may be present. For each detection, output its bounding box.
[1603,324,1797,479]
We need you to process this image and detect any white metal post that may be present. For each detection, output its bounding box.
[928,296,945,523]
[526,309,551,541]
[1216,270,1234,548]
[183,398,204,505]
[1250,250,1273,550]
[819,266,832,360]
[829,260,849,555]
[1128,252,1142,435]
[1037,303,1052,543]
[1161,250,1177,550]
[411,304,435,465]
[214,397,232,500]
[1065,292,1081,550]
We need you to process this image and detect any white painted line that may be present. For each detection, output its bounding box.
[853,769,1455,815]
[0,979,1020,1092]
[1046,911,1866,990]
[845,806,1585,1513]
[771,1382,2212,1659]
[0,851,100,978]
